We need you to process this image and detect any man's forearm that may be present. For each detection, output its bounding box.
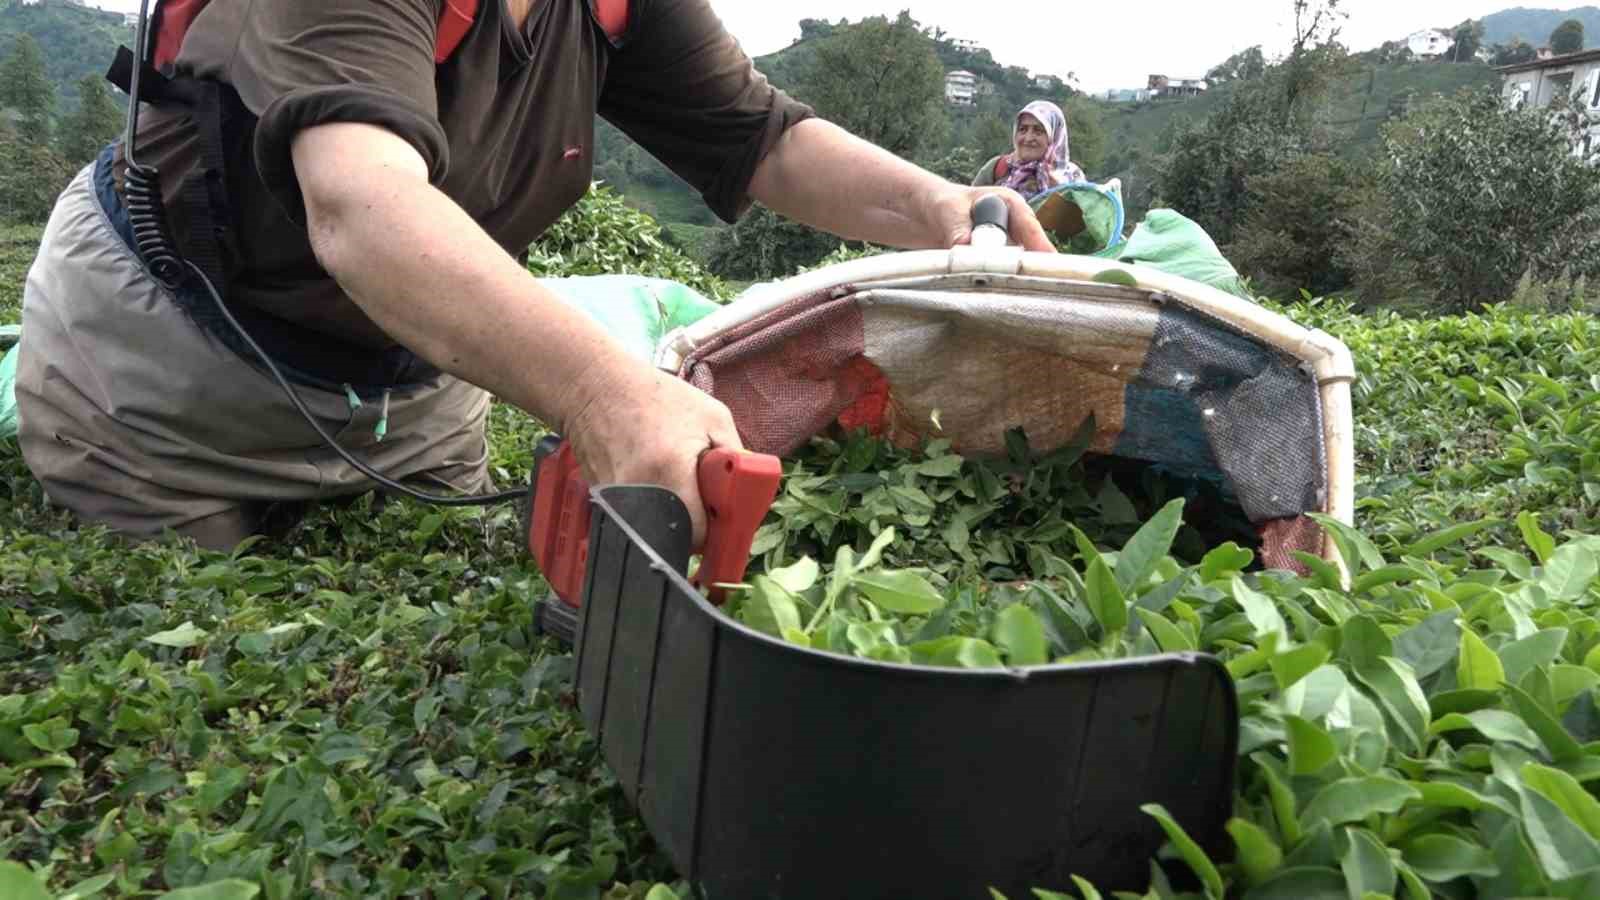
[747,119,955,250]
[296,125,636,430]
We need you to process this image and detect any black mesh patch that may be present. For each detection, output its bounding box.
[1115,305,1325,522]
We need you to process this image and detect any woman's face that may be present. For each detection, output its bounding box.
[1014,114,1049,162]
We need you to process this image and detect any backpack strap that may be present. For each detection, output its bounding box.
[438,0,628,61]
[434,0,480,63]
[593,0,629,42]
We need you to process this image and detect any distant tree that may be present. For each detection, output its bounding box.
[0,121,73,223]
[796,11,948,159]
[702,205,842,281]
[1551,19,1585,55]
[57,73,121,167]
[1206,46,1267,85]
[1226,154,1367,297]
[1448,19,1485,62]
[1490,40,1539,66]
[1365,87,1600,308]
[1365,40,1414,65]
[0,35,57,143]
[797,18,837,42]
[1281,0,1349,125]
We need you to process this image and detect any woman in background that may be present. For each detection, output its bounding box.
[972,100,1086,200]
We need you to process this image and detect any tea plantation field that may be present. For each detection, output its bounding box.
[4,210,1600,899]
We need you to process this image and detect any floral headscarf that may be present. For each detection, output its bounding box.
[997,100,1085,199]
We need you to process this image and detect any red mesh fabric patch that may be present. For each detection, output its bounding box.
[836,358,891,435]
[684,294,869,456]
[1259,515,1325,576]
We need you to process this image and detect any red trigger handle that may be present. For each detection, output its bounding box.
[528,441,782,609]
[693,448,783,604]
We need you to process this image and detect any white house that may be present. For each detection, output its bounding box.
[1498,48,1600,161]
[944,70,977,106]
[1406,28,1453,59]
[1147,75,1208,99]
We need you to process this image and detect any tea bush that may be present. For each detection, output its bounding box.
[6,188,1600,898]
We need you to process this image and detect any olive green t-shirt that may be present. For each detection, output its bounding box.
[120,0,812,386]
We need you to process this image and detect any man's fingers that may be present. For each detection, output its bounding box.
[1003,192,1056,253]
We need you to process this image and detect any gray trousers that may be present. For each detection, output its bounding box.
[16,163,492,549]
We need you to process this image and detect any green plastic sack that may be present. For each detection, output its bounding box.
[1,325,19,441]
[537,275,722,363]
[1113,209,1251,300]
[1030,182,1125,256]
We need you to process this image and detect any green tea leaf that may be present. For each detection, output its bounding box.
[769,557,820,594]
[1353,658,1430,754]
[1200,542,1254,582]
[156,882,261,900]
[1430,710,1542,750]
[0,862,51,900]
[1092,267,1138,287]
[1518,511,1556,565]
[1522,762,1600,841]
[992,605,1048,666]
[1391,610,1460,681]
[1406,519,1500,557]
[1352,565,1424,595]
[852,570,945,615]
[1227,818,1283,887]
[1141,803,1223,900]
[1286,715,1338,777]
[740,576,804,637]
[1541,543,1598,602]
[1518,778,1600,880]
[1457,627,1505,692]
[1341,615,1393,671]
[1238,867,1346,900]
[144,621,208,648]
[1505,682,1585,762]
[910,636,1003,669]
[1310,513,1386,575]
[1341,827,1397,900]
[1300,777,1421,829]
[1402,834,1499,882]
[1232,580,1288,645]
[1135,608,1195,653]
[1271,644,1330,692]
[1085,557,1128,635]
[1116,498,1184,593]
[1499,628,1569,686]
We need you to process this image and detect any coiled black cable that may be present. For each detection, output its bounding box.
[117,0,525,509]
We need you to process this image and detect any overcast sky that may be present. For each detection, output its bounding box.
[89,0,1565,91]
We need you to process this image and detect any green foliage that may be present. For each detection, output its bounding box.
[0,0,132,111]
[1491,39,1540,66]
[795,11,947,160]
[1,224,39,321]
[1206,46,1267,86]
[0,122,73,225]
[1225,153,1367,298]
[1156,81,1306,248]
[701,204,841,282]
[1448,19,1487,63]
[1482,7,1600,50]
[1365,87,1600,310]
[0,33,55,141]
[1552,19,1587,55]
[525,182,729,301]
[56,73,122,169]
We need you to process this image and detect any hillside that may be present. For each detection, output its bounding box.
[0,0,131,109]
[1481,6,1600,48]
